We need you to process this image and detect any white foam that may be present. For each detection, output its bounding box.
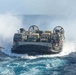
[1,40,76,59]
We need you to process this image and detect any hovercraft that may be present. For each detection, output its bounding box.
[11,25,65,55]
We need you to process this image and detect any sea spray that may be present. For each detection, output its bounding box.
[0,13,23,49]
[1,40,76,59]
[0,15,76,59]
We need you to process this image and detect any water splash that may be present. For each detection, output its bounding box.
[0,13,23,47]
[1,40,76,59]
[0,15,76,59]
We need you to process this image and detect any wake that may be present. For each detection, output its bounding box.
[1,40,76,59]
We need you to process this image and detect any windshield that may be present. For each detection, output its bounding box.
[14,34,22,38]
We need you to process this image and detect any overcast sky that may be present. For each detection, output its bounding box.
[0,0,76,17]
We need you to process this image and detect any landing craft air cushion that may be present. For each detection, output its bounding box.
[11,25,65,55]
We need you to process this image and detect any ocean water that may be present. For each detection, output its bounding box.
[0,56,72,75]
[0,15,76,75]
[0,50,76,75]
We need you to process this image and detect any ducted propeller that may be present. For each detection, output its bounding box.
[28,25,39,32]
[53,26,64,34]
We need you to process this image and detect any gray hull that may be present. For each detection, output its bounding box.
[11,42,62,55]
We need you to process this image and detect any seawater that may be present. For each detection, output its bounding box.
[0,41,76,75]
[0,53,76,75]
[0,57,70,75]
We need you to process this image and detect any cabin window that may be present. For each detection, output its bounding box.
[14,34,22,42]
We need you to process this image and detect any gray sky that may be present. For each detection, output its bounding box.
[0,0,76,16]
